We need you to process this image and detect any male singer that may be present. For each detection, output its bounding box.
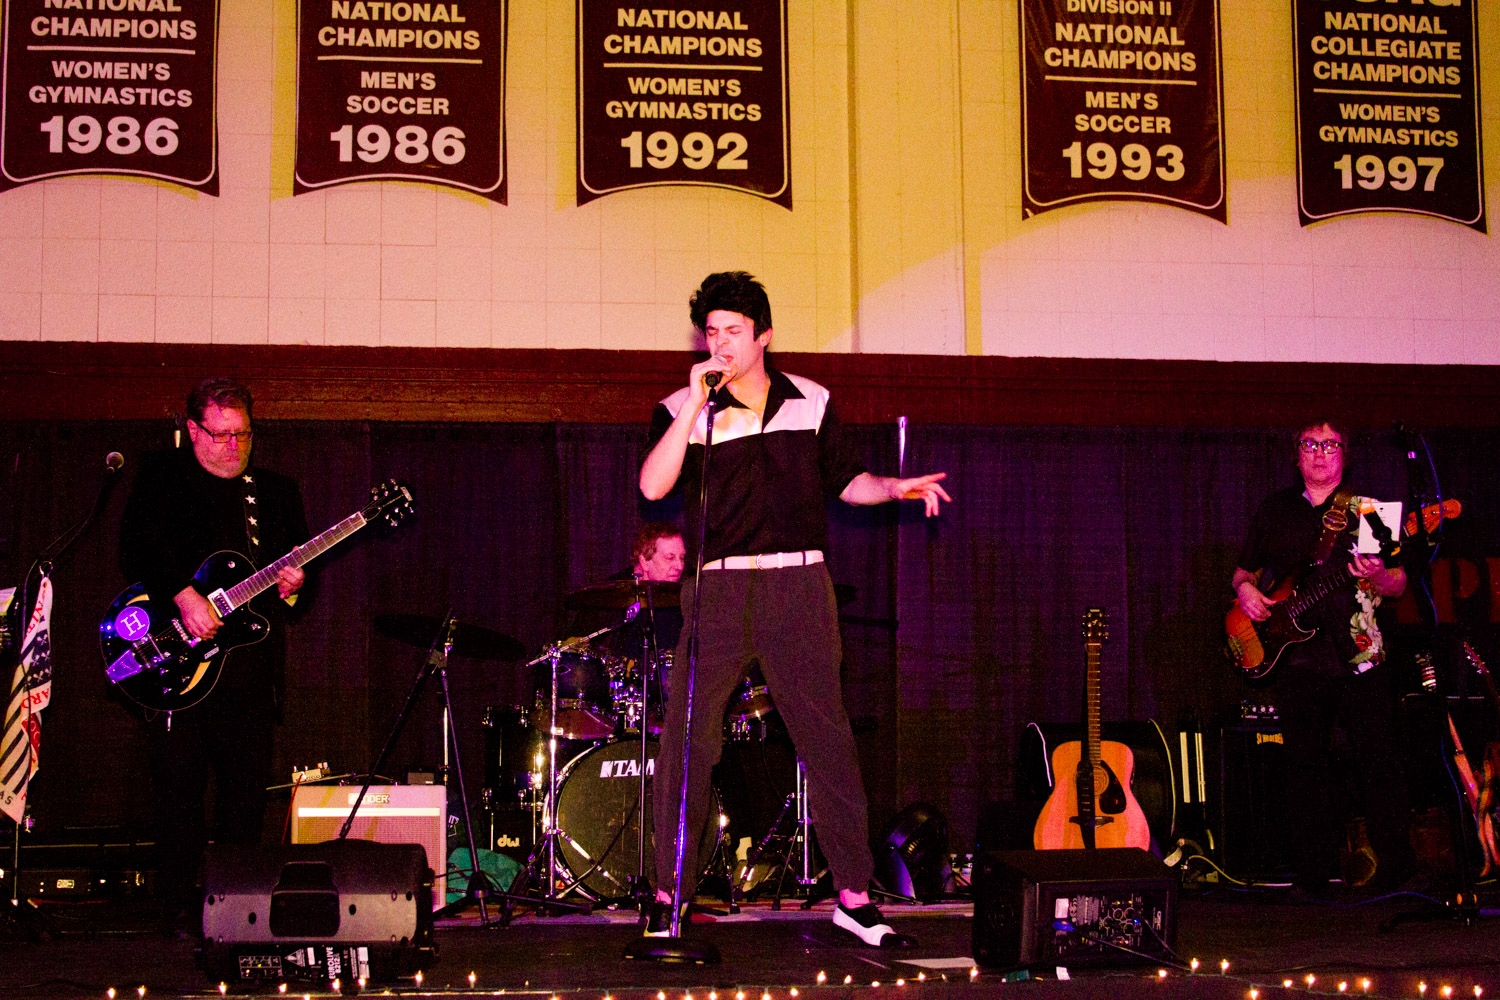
[639,271,950,946]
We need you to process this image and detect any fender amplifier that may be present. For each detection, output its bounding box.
[291,784,446,909]
[972,848,1177,970]
[198,840,435,984]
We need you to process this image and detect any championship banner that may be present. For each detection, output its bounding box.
[294,1,506,202]
[0,0,219,195]
[577,0,790,208]
[1020,0,1225,222]
[1293,0,1484,232]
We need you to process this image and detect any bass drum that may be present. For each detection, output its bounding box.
[553,738,721,900]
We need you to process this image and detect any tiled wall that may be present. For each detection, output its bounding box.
[0,0,1495,363]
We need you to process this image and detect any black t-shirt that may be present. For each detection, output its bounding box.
[645,369,866,564]
[1237,483,1374,668]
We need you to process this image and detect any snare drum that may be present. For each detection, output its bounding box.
[531,643,626,740]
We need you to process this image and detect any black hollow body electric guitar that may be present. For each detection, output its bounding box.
[100,480,414,713]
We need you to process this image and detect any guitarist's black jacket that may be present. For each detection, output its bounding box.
[118,447,311,709]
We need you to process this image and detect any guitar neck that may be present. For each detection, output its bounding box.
[1084,642,1103,769]
[1286,562,1355,621]
[221,511,367,611]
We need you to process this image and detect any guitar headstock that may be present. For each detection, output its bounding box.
[364,479,416,529]
[1462,639,1489,678]
[1082,606,1109,646]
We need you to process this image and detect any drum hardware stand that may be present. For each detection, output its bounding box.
[342,612,569,928]
[626,380,723,965]
[732,758,835,911]
[504,634,626,919]
[626,579,667,907]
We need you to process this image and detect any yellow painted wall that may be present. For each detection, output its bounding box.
[0,0,1494,362]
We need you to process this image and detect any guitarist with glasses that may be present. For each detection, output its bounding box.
[1231,419,1413,894]
[118,377,311,931]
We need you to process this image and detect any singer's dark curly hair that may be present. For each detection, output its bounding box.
[688,271,773,335]
[186,377,254,424]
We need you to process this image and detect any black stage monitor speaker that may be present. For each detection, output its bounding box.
[972,848,1177,970]
[198,840,436,985]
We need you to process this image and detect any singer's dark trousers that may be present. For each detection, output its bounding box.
[653,561,874,899]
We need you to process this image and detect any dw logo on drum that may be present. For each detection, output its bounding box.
[600,757,655,779]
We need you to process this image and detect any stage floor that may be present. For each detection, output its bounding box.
[4,889,1499,999]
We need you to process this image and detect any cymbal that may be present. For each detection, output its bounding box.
[564,579,681,610]
[373,614,526,661]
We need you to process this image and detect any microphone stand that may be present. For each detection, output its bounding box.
[626,383,723,964]
[4,457,122,936]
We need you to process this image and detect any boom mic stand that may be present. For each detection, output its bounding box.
[626,383,723,964]
[1381,426,1495,930]
[4,454,122,939]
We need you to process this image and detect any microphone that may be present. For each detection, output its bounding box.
[703,354,728,389]
[105,451,125,473]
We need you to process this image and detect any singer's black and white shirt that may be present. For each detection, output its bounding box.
[645,369,865,565]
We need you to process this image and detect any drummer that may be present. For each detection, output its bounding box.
[627,521,685,654]
[554,522,685,696]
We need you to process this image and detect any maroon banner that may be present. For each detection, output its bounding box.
[1021,0,1225,222]
[1293,0,1485,232]
[577,0,789,208]
[294,0,505,202]
[1,0,219,194]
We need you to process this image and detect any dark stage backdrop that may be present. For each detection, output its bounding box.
[3,420,1497,852]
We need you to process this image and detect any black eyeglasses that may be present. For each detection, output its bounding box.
[1298,438,1342,454]
[197,426,254,445]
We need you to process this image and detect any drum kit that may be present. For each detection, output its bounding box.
[375,575,841,918]
[475,576,797,909]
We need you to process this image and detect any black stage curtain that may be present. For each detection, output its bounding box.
[2,420,1496,851]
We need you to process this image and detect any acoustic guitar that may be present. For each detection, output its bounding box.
[1225,499,1460,682]
[100,480,414,713]
[1034,607,1150,851]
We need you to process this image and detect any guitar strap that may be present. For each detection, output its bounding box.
[239,470,262,566]
[1310,485,1356,566]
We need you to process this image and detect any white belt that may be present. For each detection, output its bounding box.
[703,550,824,571]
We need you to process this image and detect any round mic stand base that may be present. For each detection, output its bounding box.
[624,935,722,965]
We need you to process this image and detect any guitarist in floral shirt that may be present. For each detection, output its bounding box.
[1231,419,1413,893]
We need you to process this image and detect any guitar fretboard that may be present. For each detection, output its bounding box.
[1085,642,1103,769]
[222,512,367,611]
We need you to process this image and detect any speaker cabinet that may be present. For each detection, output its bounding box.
[1217,723,1290,878]
[291,785,446,909]
[198,840,435,984]
[972,848,1177,970]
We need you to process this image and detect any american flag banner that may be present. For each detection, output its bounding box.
[1,574,52,826]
